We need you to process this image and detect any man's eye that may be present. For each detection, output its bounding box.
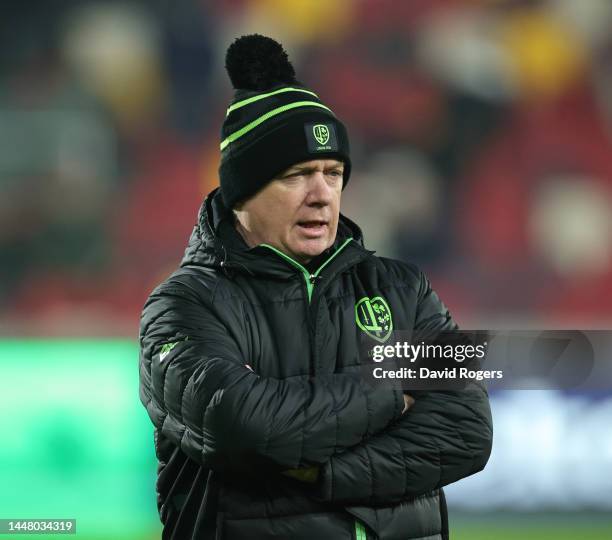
[280,174,302,184]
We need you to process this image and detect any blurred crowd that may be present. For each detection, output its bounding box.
[2,0,612,336]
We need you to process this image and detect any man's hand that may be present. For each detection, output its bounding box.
[402,393,415,414]
[282,466,319,483]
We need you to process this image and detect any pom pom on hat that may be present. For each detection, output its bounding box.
[225,34,297,91]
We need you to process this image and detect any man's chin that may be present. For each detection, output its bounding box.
[292,238,333,264]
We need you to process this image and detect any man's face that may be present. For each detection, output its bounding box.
[234,159,344,264]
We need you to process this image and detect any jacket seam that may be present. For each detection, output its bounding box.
[141,305,177,347]
[210,275,221,303]
[298,378,306,467]
[364,386,372,439]
[329,450,335,501]
[238,376,267,456]
[175,347,195,425]
[333,382,339,458]
[392,431,408,499]
[426,408,479,479]
[181,357,207,435]
[363,443,376,505]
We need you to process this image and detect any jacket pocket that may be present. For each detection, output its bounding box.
[346,490,442,540]
[345,507,377,539]
[354,518,370,540]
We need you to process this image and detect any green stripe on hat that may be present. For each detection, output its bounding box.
[226,87,320,116]
[220,101,333,151]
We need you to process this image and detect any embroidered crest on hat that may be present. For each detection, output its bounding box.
[305,122,338,153]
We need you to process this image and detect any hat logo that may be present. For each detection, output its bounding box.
[313,124,330,146]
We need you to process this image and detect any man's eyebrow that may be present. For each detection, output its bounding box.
[284,166,314,175]
[283,164,344,175]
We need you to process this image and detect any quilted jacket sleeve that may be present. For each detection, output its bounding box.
[138,279,405,473]
[314,271,493,505]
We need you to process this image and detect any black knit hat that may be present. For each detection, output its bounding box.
[219,34,351,209]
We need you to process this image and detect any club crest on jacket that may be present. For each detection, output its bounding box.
[355,296,393,343]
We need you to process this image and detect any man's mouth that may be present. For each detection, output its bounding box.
[298,220,327,228]
[297,220,328,237]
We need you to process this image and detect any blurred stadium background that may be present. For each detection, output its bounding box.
[1,0,611,538]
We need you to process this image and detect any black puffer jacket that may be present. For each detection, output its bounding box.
[139,188,493,540]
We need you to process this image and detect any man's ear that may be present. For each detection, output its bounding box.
[232,207,243,226]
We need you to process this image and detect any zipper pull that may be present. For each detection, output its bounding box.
[309,274,321,285]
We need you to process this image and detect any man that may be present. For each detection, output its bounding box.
[139,34,492,540]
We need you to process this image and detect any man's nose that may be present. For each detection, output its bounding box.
[305,172,333,205]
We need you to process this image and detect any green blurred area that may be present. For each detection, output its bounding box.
[1,341,611,539]
[0,340,162,539]
[451,511,612,540]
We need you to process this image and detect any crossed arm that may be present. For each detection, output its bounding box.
[139,280,405,473]
[312,272,493,505]
[139,272,492,504]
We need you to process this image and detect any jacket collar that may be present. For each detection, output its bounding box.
[180,188,373,281]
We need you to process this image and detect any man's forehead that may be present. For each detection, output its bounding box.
[285,159,344,171]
